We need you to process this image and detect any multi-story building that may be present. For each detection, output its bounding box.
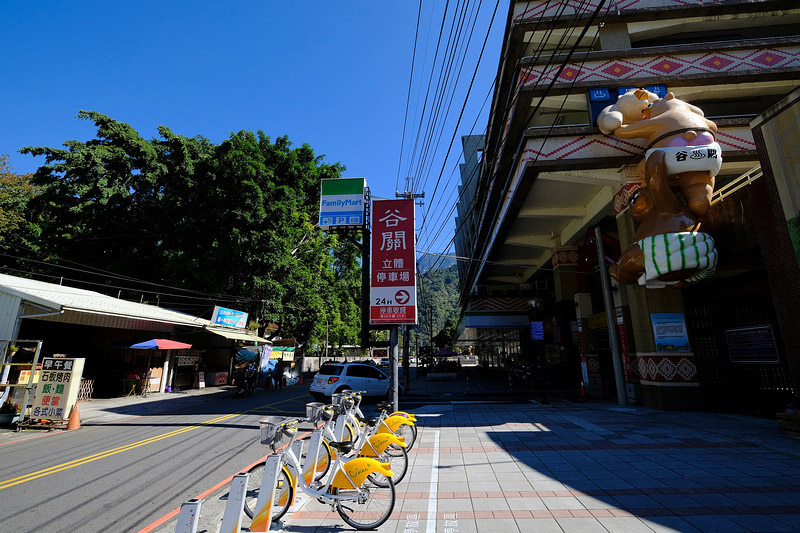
[455,0,800,411]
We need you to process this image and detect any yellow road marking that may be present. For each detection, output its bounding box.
[0,393,308,490]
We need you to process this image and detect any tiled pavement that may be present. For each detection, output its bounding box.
[280,400,800,532]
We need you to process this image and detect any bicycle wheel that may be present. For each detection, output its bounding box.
[386,423,416,456]
[313,440,332,482]
[243,463,293,522]
[334,476,395,530]
[369,446,408,487]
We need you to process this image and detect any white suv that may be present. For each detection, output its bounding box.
[310,361,394,400]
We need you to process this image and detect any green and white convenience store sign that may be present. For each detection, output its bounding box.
[319,178,366,230]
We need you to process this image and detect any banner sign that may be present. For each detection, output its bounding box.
[319,177,366,229]
[211,306,248,329]
[370,199,417,325]
[31,357,85,421]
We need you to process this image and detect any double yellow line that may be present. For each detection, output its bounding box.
[0,413,239,490]
[0,395,304,490]
[0,394,308,491]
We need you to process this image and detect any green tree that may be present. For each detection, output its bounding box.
[0,155,38,245]
[414,264,460,352]
[13,112,361,348]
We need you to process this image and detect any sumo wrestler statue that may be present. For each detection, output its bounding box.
[599,90,720,287]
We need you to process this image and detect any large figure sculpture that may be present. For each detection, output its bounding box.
[599,90,720,288]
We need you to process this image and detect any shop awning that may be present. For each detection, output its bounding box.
[204,326,270,343]
[271,346,295,359]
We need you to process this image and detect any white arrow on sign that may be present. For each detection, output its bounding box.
[395,289,410,305]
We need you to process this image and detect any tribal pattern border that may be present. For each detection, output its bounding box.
[637,352,698,383]
[520,46,800,87]
[521,126,754,162]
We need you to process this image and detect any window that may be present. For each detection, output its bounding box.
[318,364,343,376]
[346,365,372,378]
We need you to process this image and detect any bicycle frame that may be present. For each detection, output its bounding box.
[279,421,393,507]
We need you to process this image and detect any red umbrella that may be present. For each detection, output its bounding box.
[130,339,192,349]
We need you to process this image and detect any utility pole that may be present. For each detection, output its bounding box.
[396,179,424,394]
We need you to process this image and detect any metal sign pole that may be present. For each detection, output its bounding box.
[390,325,399,412]
[595,227,627,405]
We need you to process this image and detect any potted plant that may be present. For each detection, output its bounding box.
[0,399,21,424]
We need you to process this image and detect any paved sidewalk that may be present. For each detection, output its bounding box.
[280,400,800,533]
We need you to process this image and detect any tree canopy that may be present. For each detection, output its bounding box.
[0,155,37,245]
[8,111,361,347]
[414,264,461,352]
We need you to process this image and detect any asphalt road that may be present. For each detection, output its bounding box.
[0,386,312,533]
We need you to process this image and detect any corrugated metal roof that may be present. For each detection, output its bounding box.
[0,273,210,328]
[204,326,270,343]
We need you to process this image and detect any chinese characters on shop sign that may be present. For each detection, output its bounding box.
[31,357,85,420]
[370,199,417,325]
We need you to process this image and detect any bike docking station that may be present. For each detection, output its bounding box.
[174,499,203,533]
[173,426,287,533]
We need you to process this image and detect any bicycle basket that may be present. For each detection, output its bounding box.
[306,402,325,423]
[331,392,348,406]
[259,416,285,446]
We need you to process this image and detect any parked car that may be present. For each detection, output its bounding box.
[310,361,398,400]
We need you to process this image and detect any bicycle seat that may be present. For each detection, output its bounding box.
[358,417,379,426]
[328,440,355,454]
[376,402,393,411]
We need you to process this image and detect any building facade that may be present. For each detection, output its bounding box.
[455,0,800,412]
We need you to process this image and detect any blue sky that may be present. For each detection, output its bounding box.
[2,1,506,257]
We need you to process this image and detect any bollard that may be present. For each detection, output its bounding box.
[250,454,282,532]
[175,498,203,533]
[302,430,324,485]
[219,473,249,533]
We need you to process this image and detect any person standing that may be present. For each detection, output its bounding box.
[274,359,284,390]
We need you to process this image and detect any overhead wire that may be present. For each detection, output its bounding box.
[410,0,479,194]
[416,0,564,247]
[460,0,613,291]
[414,0,570,263]
[424,0,608,282]
[396,0,424,194]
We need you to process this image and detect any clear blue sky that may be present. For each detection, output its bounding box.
[2,1,506,257]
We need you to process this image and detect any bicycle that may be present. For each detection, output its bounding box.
[244,398,406,520]
[340,391,418,452]
[313,398,409,487]
[244,415,396,529]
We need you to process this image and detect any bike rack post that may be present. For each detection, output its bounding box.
[219,473,249,533]
[302,430,324,483]
[174,498,203,533]
[250,454,282,532]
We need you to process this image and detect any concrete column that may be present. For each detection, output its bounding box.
[617,209,701,410]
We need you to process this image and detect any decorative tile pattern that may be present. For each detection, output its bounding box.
[519,46,800,87]
[637,352,698,383]
[552,247,580,268]
[520,126,755,163]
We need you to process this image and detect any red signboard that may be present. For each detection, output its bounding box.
[370,199,417,325]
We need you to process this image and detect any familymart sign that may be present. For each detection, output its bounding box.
[319,178,366,230]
